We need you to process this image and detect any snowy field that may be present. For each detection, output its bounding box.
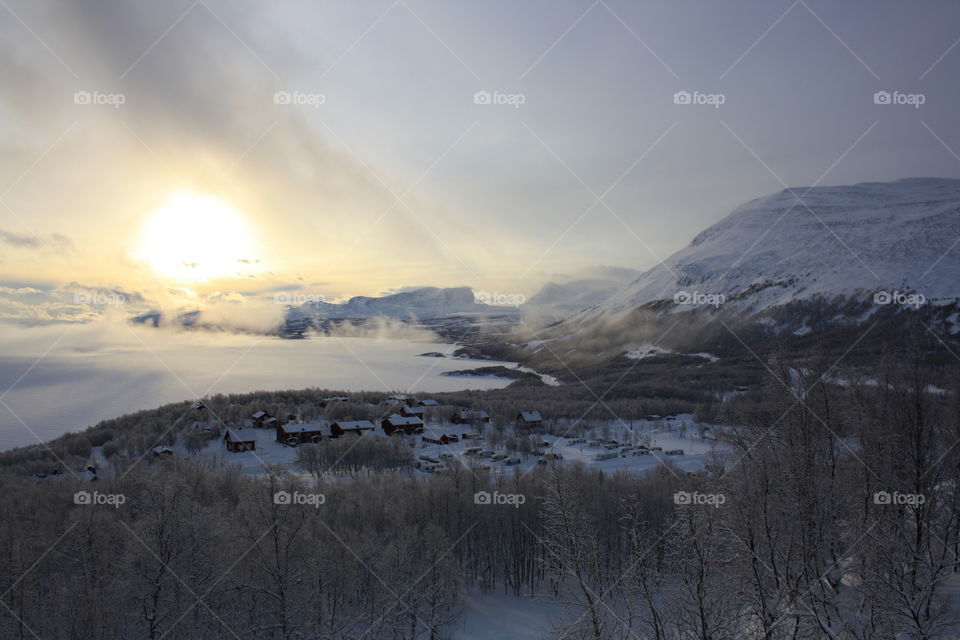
[0,322,519,450]
[196,414,722,477]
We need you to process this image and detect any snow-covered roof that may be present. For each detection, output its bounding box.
[224,428,256,442]
[401,405,425,414]
[280,423,332,436]
[388,394,411,401]
[383,414,423,426]
[152,446,174,455]
[332,420,374,430]
[251,410,267,419]
[418,399,439,406]
[518,411,542,422]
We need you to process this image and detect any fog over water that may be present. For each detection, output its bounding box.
[0,322,513,450]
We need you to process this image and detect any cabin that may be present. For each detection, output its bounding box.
[330,420,375,437]
[400,405,426,419]
[224,428,257,452]
[251,410,275,427]
[151,446,174,459]
[381,414,424,436]
[275,423,333,444]
[422,433,458,445]
[452,409,490,425]
[387,394,411,403]
[516,411,543,430]
[416,398,440,407]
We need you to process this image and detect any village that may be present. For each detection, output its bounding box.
[171,395,720,477]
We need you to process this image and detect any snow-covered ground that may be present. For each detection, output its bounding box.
[453,592,562,640]
[200,414,722,477]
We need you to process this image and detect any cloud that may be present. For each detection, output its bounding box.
[0,230,73,252]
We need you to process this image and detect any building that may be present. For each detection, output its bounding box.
[400,404,426,419]
[330,420,375,437]
[416,398,440,407]
[387,394,411,403]
[275,423,333,444]
[381,414,424,436]
[516,411,543,430]
[251,410,276,427]
[452,409,490,425]
[224,428,257,452]
[151,446,175,459]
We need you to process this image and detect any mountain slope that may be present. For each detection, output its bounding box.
[579,178,960,322]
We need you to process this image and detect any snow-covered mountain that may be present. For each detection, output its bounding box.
[523,278,631,318]
[578,178,960,322]
[289,286,513,321]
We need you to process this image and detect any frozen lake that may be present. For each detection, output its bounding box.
[0,322,516,451]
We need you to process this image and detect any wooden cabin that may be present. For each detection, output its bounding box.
[516,411,543,430]
[224,428,257,452]
[330,420,375,437]
[381,414,424,436]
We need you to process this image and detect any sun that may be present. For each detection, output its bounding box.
[134,192,260,283]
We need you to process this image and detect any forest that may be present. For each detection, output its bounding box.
[0,350,958,639]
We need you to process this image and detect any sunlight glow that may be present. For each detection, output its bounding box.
[134,192,260,283]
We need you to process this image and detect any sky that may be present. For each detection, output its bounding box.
[1,0,960,324]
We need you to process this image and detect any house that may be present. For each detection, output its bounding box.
[400,405,426,419]
[452,409,490,425]
[387,394,411,402]
[224,428,257,452]
[422,433,458,445]
[251,410,274,427]
[330,420,375,437]
[416,398,440,407]
[516,411,543,430]
[275,423,333,444]
[381,414,424,436]
[151,446,174,459]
